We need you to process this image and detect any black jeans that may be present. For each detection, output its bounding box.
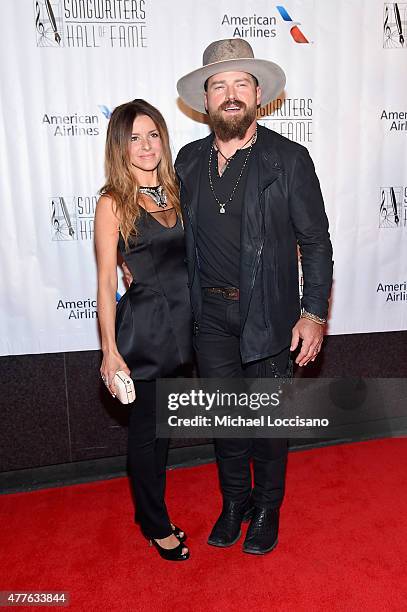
[127,380,173,539]
[195,291,290,510]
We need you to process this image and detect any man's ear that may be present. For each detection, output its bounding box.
[204,92,208,113]
[256,85,262,108]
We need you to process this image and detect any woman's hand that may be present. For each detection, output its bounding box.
[100,350,131,397]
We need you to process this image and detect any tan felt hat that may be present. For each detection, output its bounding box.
[177,39,286,114]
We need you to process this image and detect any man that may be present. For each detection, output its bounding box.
[175,39,333,554]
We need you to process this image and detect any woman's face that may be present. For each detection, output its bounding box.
[128,114,162,175]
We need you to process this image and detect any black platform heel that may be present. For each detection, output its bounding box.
[149,537,190,561]
[172,524,187,542]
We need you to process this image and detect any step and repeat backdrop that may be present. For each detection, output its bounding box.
[0,0,406,356]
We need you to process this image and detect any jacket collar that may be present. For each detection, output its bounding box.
[176,124,284,194]
[254,124,285,193]
[238,126,283,326]
[175,123,284,236]
[175,133,212,196]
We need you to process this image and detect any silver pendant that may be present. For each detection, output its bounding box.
[219,206,226,214]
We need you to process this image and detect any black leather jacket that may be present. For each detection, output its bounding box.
[175,124,333,363]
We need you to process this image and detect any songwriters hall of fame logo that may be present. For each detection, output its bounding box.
[34,0,147,48]
[35,0,63,46]
[50,196,96,241]
[379,186,407,228]
[383,3,406,48]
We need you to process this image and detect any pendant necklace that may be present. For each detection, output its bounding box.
[214,131,256,177]
[208,130,257,214]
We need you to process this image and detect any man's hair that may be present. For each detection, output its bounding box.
[204,73,259,92]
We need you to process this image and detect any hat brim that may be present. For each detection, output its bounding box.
[177,58,286,114]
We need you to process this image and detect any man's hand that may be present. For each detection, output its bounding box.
[121,262,133,288]
[290,318,324,367]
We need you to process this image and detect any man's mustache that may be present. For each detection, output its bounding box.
[218,99,246,112]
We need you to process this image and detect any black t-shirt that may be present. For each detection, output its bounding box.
[197,141,252,288]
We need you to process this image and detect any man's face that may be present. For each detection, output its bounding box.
[204,71,261,141]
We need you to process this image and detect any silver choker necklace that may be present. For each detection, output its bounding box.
[138,185,167,208]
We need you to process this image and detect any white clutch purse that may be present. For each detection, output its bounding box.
[113,370,136,404]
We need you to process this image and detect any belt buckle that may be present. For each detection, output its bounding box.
[205,286,239,300]
[224,287,239,300]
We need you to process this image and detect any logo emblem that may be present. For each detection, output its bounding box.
[34,0,63,47]
[383,3,406,48]
[379,187,403,227]
[51,197,77,240]
[98,105,113,120]
[276,5,310,43]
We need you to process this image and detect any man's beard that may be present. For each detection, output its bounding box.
[209,99,257,141]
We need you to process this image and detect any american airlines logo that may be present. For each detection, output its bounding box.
[276,5,310,43]
[221,4,311,43]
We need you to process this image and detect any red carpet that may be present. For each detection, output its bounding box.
[1,438,407,611]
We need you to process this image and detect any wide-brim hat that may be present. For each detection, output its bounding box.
[177,39,286,114]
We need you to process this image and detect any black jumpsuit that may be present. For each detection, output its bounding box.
[116,209,192,538]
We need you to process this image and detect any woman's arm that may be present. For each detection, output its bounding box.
[94,195,130,396]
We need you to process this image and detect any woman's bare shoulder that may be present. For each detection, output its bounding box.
[97,193,120,219]
[97,193,115,209]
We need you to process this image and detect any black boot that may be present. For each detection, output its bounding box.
[207,500,254,547]
[242,507,279,555]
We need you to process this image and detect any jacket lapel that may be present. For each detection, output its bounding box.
[176,125,284,328]
[239,126,283,327]
[176,135,212,239]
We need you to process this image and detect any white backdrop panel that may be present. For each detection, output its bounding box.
[0,0,406,355]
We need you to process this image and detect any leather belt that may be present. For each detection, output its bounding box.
[204,286,240,300]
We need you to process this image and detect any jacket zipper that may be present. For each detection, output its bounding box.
[251,240,264,294]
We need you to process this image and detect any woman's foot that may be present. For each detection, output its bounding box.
[150,533,189,561]
[171,523,186,541]
[156,533,188,553]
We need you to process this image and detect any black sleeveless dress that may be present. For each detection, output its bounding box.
[115,209,193,381]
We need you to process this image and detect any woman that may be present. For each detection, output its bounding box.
[94,99,192,561]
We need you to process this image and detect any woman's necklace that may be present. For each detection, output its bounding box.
[208,130,257,214]
[138,185,167,208]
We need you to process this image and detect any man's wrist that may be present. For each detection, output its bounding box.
[300,309,327,326]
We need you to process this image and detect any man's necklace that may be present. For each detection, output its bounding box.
[214,131,255,176]
[208,130,257,214]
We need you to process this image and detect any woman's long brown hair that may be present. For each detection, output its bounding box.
[100,99,180,248]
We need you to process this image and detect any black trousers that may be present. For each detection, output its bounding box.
[195,291,290,510]
[127,380,173,539]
